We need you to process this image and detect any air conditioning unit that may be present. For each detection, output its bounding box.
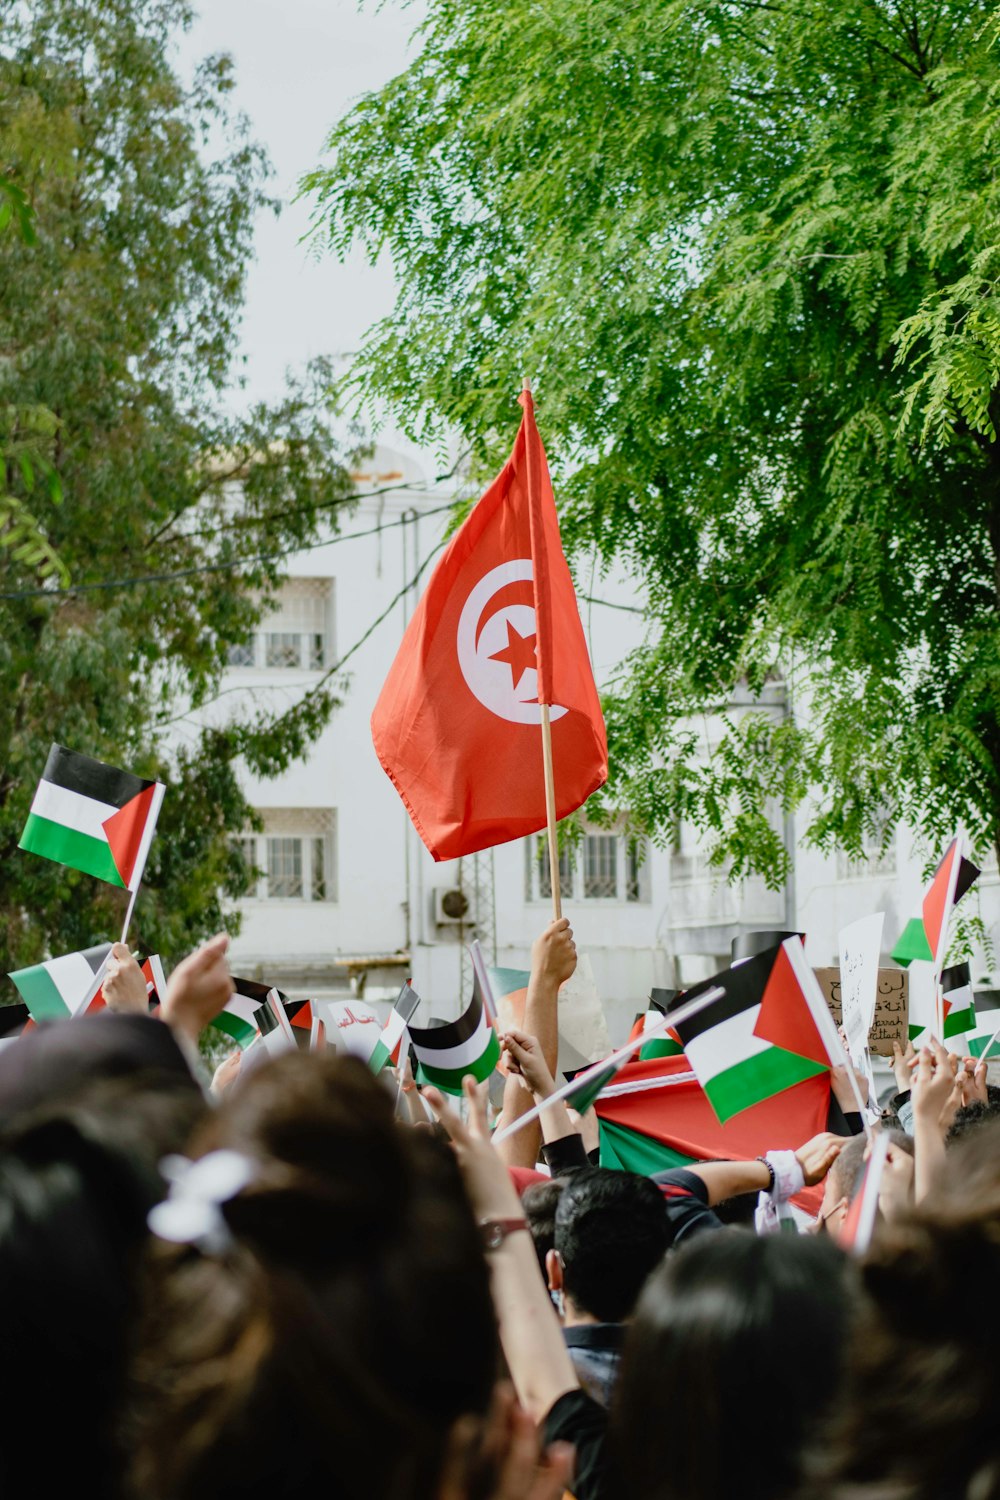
[434,888,472,926]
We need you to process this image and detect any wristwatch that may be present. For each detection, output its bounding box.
[479,1217,529,1252]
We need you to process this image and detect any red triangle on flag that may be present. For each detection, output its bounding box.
[102,784,157,888]
[752,943,828,1067]
[923,839,958,968]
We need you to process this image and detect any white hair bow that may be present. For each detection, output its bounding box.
[148,1150,256,1253]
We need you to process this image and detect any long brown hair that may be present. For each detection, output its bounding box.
[130,1053,498,1500]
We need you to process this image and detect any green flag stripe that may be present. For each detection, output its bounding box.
[639,1037,684,1060]
[944,1006,976,1039]
[10,964,73,1020]
[211,1012,258,1048]
[891,917,933,966]
[703,1047,827,1124]
[19,813,125,887]
[368,1037,392,1074]
[415,1031,500,1094]
[598,1117,696,1174]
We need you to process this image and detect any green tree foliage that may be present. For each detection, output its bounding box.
[0,0,357,970]
[307,0,1000,884]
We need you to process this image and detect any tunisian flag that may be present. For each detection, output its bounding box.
[371,390,607,860]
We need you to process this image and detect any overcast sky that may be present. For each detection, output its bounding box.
[179,0,424,445]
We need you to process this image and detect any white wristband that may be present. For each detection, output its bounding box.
[764,1149,804,1202]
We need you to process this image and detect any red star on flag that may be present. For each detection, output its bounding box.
[488,620,538,694]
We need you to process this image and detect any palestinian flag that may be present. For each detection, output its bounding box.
[9,943,111,1021]
[284,997,314,1032]
[369,981,421,1074]
[212,978,280,1049]
[19,744,165,891]
[891,838,979,969]
[409,981,501,1094]
[254,988,298,1058]
[962,990,1000,1061]
[637,991,683,1059]
[594,1051,829,1216]
[941,963,976,1047]
[666,940,830,1125]
[840,1133,889,1255]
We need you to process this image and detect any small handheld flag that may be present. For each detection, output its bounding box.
[409,981,501,1095]
[19,744,165,893]
[891,838,979,969]
[212,979,285,1050]
[9,943,111,1022]
[839,1134,890,1255]
[368,982,421,1075]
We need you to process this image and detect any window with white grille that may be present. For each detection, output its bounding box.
[241,809,337,902]
[525,827,649,904]
[227,578,334,671]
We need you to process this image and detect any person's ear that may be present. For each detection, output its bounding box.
[545,1247,563,1293]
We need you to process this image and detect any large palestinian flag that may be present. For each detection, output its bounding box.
[409,977,500,1094]
[666,940,833,1124]
[9,943,112,1021]
[19,745,165,891]
[594,1051,830,1214]
[891,837,979,969]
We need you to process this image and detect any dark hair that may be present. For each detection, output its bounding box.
[0,1102,165,1498]
[945,1098,1000,1146]
[613,1230,854,1500]
[812,1119,1000,1500]
[131,1052,498,1500]
[523,1177,566,1276]
[555,1168,672,1323]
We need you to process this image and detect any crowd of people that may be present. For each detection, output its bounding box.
[1,918,999,1500]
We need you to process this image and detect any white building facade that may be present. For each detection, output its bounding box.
[216,449,1000,1043]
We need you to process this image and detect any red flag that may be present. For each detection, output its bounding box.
[371,391,607,860]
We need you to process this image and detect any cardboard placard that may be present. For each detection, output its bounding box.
[815,967,908,1057]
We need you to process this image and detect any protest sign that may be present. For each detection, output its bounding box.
[838,913,885,1066]
[816,966,908,1057]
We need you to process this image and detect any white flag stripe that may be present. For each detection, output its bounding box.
[411,1004,493,1071]
[380,1009,408,1053]
[30,779,117,841]
[682,1004,770,1082]
[228,995,262,1027]
[47,951,104,1011]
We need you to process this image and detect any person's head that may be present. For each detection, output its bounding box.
[612,1230,854,1500]
[131,1052,498,1500]
[815,1118,1000,1500]
[548,1167,672,1324]
[0,1094,169,1497]
[945,1097,1000,1146]
[817,1132,868,1236]
[522,1177,565,1277]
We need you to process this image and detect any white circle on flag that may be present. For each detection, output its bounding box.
[456,559,568,725]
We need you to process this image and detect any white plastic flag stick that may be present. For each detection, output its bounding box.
[980,1018,1000,1063]
[120,781,166,943]
[469,940,498,1022]
[492,985,724,1145]
[783,938,874,1141]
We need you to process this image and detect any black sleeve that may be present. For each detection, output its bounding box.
[587,1146,601,1166]
[540,1131,590,1175]
[542,1389,613,1500]
[650,1167,723,1243]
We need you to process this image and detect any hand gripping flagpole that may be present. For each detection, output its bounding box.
[522,376,562,921]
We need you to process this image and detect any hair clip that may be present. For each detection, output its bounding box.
[147,1149,256,1253]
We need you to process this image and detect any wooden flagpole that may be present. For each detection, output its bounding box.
[523,375,562,921]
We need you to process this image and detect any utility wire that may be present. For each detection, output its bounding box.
[0,497,457,602]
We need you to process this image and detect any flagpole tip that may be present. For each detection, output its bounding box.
[522,376,532,394]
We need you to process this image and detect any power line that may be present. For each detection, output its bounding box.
[0,497,457,602]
